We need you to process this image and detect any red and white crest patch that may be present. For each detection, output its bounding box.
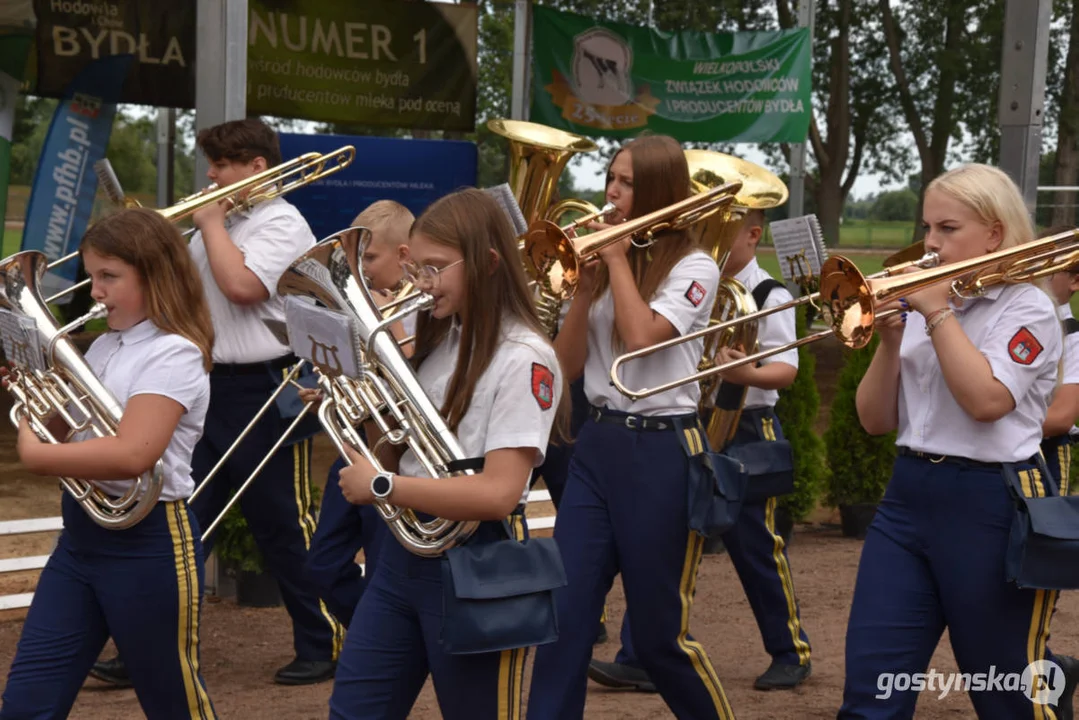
[1008,327,1043,366]
[685,281,707,307]
[531,363,554,410]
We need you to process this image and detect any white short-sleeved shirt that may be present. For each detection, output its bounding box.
[897,283,1061,462]
[585,250,720,416]
[81,320,211,502]
[1054,303,1079,437]
[726,258,798,409]
[188,197,316,363]
[397,316,562,503]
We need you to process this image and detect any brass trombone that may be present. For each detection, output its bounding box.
[610,250,942,400]
[522,181,742,303]
[43,146,356,304]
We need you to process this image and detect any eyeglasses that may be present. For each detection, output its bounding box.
[400,259,464,287]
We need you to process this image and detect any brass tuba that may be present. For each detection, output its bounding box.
[276,232,480,557]
[0,251,164,529]
[684,151,790,449]
[487,118,610,337]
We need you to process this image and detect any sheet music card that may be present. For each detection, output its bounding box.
[770,214,828,290]
[284,297,360,379]
[0,309,45,373]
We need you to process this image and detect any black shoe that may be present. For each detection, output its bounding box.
[1056,654,1079,720]
[587,659,657,693]
[595,622,608,645]
[754,660,811,690]
[88,656,132,688]
[273,658,337,686]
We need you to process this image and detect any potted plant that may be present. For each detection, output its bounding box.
[211,500,283,608]
[824,335,897,538]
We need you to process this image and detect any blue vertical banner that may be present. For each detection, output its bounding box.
[22,53,132,302]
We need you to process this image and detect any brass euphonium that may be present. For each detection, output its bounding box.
[276,232,480,557]
[0,251,164,529]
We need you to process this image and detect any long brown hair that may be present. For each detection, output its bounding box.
[80,208,215,370]
[593,135,696,344]
[409,188,569,439]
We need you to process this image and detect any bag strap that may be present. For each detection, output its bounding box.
[751,278,785,309]
[672,415,707,458]
[1064,317,1079,336]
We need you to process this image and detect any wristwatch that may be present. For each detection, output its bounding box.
[371,471,395,499]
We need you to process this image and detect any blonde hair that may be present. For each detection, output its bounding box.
[925,164,1033,252]
[353,200,414,246]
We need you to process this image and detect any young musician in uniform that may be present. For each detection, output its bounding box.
[1,209,217,719]
[303,200,414,627]
[589,208,812,693]
[840,163,1079,718]
[326,188,567,719]
[92,118,343,687]
[1040,227,1079,493]
[528,135,735,720]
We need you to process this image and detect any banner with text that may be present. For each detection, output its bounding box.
[278,132,477,243]
[248,0,477,130]
[26,0,193,109]
[529,6,811,143]
[23,53,131,302]
[23,0,477,131]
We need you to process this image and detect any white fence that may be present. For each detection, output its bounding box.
[0,489,556,612]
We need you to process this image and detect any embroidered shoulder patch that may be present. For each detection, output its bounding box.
[1008,327,1043,366]
[531,363,554,410]
[685,281,707,307]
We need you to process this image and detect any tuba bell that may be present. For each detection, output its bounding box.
[276,232,480,557]
[0,251,164,529]
[488,118,608,337]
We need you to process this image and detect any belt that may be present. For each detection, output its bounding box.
[897,446,1011,471]
[211,354,298,377]
[588,405,696,432]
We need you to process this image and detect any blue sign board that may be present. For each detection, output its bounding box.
[277,133,477,242]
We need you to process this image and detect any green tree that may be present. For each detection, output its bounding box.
[870,188,918,222]
[775,305,827,521]
[824,335,896,507]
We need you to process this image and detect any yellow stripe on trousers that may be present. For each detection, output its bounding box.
[497,514,526,720]
[765,496,812,665]
[1058,444,1071,496]
[1021,469,1059,720]
[167,502,214,719]
[284,369,345,659]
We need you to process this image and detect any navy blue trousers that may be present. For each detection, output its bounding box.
[329,517,529,719]
[1041,435,1073,495]
[190,366,343,662]
[839,456,1064,719]
[304,456,386,627]
[528,414,734,720]
[1,494,215,720]
[614,407,811,669]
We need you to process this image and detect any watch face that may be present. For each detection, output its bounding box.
[372,473,391,497]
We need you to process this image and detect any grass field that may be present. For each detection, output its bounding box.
[2,227,21,259]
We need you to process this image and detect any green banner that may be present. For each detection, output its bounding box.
[530,6,811,143]
[246,0,477,131]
